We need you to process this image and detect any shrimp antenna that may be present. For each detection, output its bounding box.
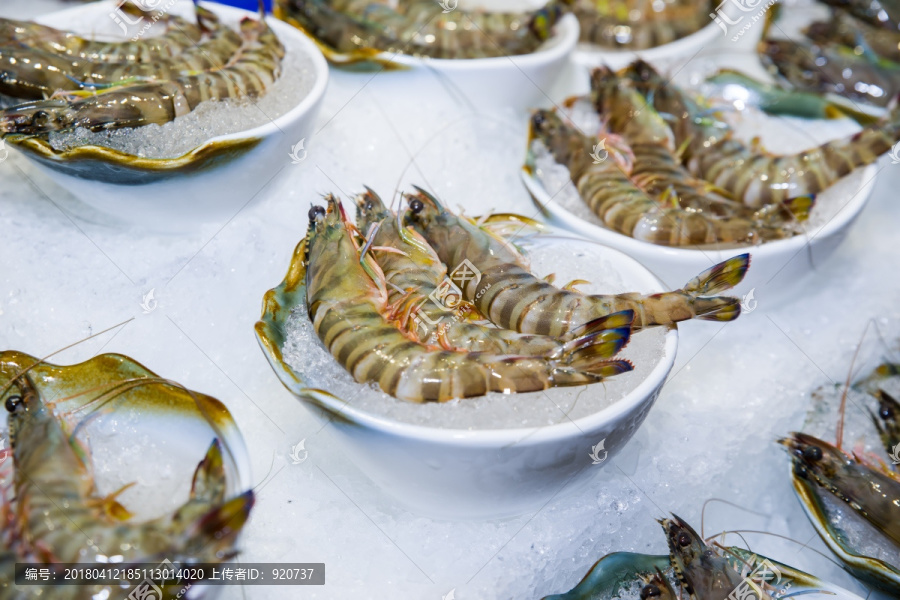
[714,529,846,570]
[381,108,513,211]
[715,542,757,575]
[55,374,243,483]
[0,318,133,398]
[869,318,899,364]
[701,498,767,540]
[422,63,477,115]
[253,448,279,492]
[713,532,752,552]
[389,154,416,214]
[837,321,874,451]
[358,221,381,262]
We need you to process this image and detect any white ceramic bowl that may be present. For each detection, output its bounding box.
[384,14,579,110]
[522,164,878,307]
[572,20,723,72]
[256,235,678,520]
[8,1,328,231]
[281,10,579,111]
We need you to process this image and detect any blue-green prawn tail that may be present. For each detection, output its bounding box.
[680,253,750,322]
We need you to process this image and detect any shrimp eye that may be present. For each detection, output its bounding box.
[32,110,50,127]
[640,584,661,599]
[532,111,545,127]
[409,198,424,214]
[677,532,691,547]
[803,446,823,462]
[878,392,896,419]
[364,199,375,211]
[5,395,22,413]
[308,205,325,221]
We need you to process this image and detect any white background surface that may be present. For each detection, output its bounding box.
[1,1,898,598]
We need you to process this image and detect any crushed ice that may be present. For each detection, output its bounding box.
[281,237,667,430]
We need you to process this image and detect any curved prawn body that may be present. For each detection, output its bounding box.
[567,0,710,49]
[354,189,634,358]
[624,59,900,208]
[0,17,284,135]
[278,0,564,61]
[544,515,831,600]
[0,16,243,101]
[0,3,206,64]
[780,432,900,547]
[589,68,733,214]
[403,187,749,334]
[529,109,806,246]
[589,69,815,226]
[306,195,633,403]
[661,515,764,600]
[806,10,900,64]
[540,552,677,600]
[0,363,254,572]
[759,38,900,109]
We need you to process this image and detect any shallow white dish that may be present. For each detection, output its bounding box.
[0,350,252,522]
[256,234,678,519]
[523,163,878,307]
[8,0,329,231]
[572,19,722,72]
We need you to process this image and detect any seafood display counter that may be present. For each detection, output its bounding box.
[1,0,900,599]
